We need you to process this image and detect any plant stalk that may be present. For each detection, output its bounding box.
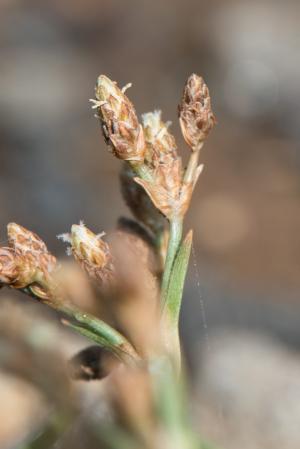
[161,231,193,371]
[183,143,203,184]
[22,285,140,364]
[161,218,183,307]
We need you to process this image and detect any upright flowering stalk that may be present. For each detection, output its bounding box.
[179,74,216,186]
[135,110,203,306]
[0,74,215,370]
[91,73,215,365]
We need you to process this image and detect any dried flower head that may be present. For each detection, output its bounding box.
[179,73,216,150]
[59,222,115,286]
[91,75,145,162]
[7,223,56,277]
[0,224,57,291]
[132,111,191,220]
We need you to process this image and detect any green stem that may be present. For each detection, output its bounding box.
[62,320,137,365]
[162,231,193,325]
[161,218,183,307]
[22,286,140,364]
[161,231,193,371]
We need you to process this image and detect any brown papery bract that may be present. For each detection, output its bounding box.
[120,164,166,234]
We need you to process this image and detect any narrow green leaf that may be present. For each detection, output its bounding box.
[161,219,183,308]
[163,230,193,325]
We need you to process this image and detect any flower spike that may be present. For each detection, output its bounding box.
[179,73,216,151]
[93,75,146,162]
[59,222,115,286]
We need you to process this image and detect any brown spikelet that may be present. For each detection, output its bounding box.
[92,75,145,162]
[179,73,216,150]
[61,223,115,286]
[7,223,57,277]
[0,224,57,291]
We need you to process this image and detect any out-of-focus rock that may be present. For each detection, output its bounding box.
[195,330,300,449]
[0,373,46,449]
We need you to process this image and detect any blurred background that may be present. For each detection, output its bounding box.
[1,0,300,448]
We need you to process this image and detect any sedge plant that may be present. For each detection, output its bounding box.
[0,73,216,449]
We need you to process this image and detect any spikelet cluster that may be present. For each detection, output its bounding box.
[92,74,215,222]
[0,223,56,290]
